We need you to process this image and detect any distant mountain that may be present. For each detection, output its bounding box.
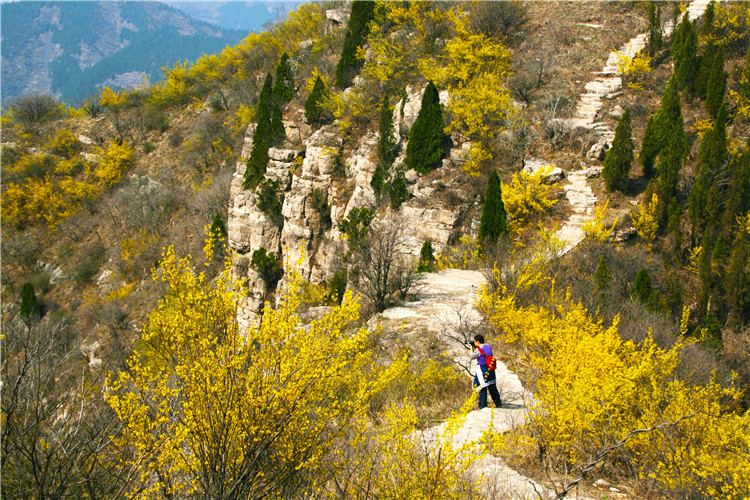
[1,1,246,106]
[164,1,301,33]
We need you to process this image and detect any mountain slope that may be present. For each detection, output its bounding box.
[1,1,245,105]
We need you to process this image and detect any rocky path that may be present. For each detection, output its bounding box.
[555,0,710,253]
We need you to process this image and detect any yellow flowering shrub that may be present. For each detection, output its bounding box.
[501,166,558,234]
[582,199,619,242]
[478,278,749,497]
[106,248,408,499]
[630,193,659,249]
[94,141,133,187]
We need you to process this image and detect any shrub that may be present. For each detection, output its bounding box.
[304,76,328,128]
[328,268,348,305]
[479,170,507,244]
[251,247,283,290]
[404,82,445,175]
[602,108,634,192]
[389,171,409,210]
[417,241,436,273]
[20,282,41,325]
[9,94,62,128]
[256,179,283,227]
[47,129,82,159]
[272,53,296,105]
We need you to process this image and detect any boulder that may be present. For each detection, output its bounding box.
[587,139,610,162]
[523,158,566,184]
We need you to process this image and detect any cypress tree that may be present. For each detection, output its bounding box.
[632,268,653,304]
[639,77,685,178]
[272,53,295,105]
[594,255,611,294]
[20,282,40,326]
[371,163,386,196]
[417,241,436,273]
[602,108,634,192]
[741,47,750,101]
[671,12,688,70]
[648,3,662,58]
[689,103,727,236]
[377,94,397,166]
[655,121,685,207]
[244,74,274,189]
[675,17,698,92]
[726,229,749,328]
[304,75,328,128]
[389,170,409,210]
[705,45,726,118]
[334,1,376,90]
[701,0,716,38]
[478,170,508,244]
[405,82,445,174]
[722,140,750,233]
[270,103,286,146]
[694,42,717,99]
[210,214,227,239]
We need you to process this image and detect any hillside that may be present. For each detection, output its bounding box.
[2,1,750,498]
[165,1,300,32]
[0,1,245,106]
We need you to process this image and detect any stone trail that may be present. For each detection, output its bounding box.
[555,0,710,253]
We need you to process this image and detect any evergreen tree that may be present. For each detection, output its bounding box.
[701,0,716,37]
[20,282,40,326]
[632,268,653,304]
[389,170,409,210]
[705,45,726,118]
[371,163,386,196]
[671,12,688,70]
[377,94,397,167]
[417,241,436,273]
[210,214,227,239]
[639,78,685,178]
[270,103,286,146]
[272,53,295,105]
[251,247,284,291]
[722,140,750,233]
[478,170,508,244]
[334,1,376,90]
[655,121,685,209]
[726,229,749,328]
[602,108,634,192]
[675,16,699,92]
[689,103,728,237]
[244,74,274,190]
[405,82,445,175]
[694,42,717,99]
[304,75,328,128]
[741,47,750,101]
[594,255,611,295]
[328,269,348,305]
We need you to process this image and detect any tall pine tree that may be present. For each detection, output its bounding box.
[647,3,662,58]
[639,77,685,179]
[675,15,699,93]
[272,53,296,105]
[20,282,41,326]
[334,1,376,90]
[372,94,397,197]
[244,74,274,190]
[478,170,508,244]
[305,75,328,128]
[602,108,634,192]
[405,82,445,175]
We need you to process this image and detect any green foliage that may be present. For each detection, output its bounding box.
[210,213,227,239]
[594,255,611,300]
[674,14,699,92]
[244,74,275,190]
[478,170,508,245]
[639,78,686,179]
[19,282,41,325]
[251,247,284,290]
[389,171,409,210]
[377,94,397,167]
[654,123,685,215]
[602,108,634,192]
[371,164,387,197]
[632,268,654,304]
[309,188,331,228]
[648,3,662,58]
[334,1,376,90]
[417,241,436,273]
[272,53,295,105]
[256,179,283,227]
[328,268,348,305]
[47,129,82,159]
[726,227,750,328]
[8,94,63,129]
[270,103,286,146]
[722,140,750,232]
[695,42,718,99]
[404,82,445,175]
[705,45,726,118]
[689,103,728,236]
[340,206,375,254]
[304,76,328,128]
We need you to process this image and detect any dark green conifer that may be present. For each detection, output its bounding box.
[305,76,328,128]
[694,41,717,99]
[251,247,284,290]
[648,3,662,58]
[655,121,685,207]
[478,170,508,244]
[377,94,397,166]
[602,108,634,192]
[244,74,274,189]
[639,78,685,178]
[722,140,750,233]
[417,241,436,273]
[741,47,750,101]
[405,82,445,174]
[210,214,227,239]
[371,164,386,196]
[20,282,41,326]
[270,103,286,146]
[675,16,699,92]
[726,229,749,328]
[701,0,716,37]
[705,45,726,118]
[594,255,611,294]
[334,1,376,90]
[632,268,653,304]
[389,170,409,210]
[272,53,295,104]
[328,268,348,305]
[671,12,688,70]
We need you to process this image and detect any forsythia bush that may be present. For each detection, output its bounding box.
[582,200,618,242]
[630,193,659,249]
[106,248,410,498]
[478,277,750,498]
[501,167,558,234]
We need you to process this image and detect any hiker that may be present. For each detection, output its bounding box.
[470,334,502,409]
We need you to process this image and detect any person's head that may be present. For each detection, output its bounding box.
[473,334,485,345]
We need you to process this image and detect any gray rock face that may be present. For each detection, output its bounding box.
[522,158,566,184]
